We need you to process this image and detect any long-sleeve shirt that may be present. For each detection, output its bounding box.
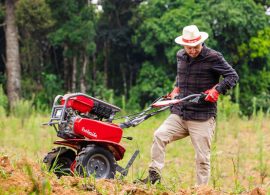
[171,45,239,121]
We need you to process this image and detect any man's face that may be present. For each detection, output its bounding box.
[183,44,203,58]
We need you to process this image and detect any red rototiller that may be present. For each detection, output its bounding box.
[43,93,204,179]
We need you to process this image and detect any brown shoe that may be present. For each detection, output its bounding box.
[139,170,161,184]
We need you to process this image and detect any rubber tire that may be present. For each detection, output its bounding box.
[75,145,116,179]
[44,147,76,177]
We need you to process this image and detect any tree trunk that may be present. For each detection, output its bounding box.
[80,53,88,93]
[120,63,127,97]
[103,40,108,88]
[63,44,69,91]
[71,55,77,92]
[5,0,21,108]
[92,52,97,96]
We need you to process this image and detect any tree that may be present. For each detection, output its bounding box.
[204,0,268,62]
[0,2,5,77]
[132,0,270,113]
[96,0,142,97]
[237,27,270,114]
[128,61,172,109]
[130,0,215,105]
[15,0,54,81]
[5,0,21,108]
[48,0,96,93]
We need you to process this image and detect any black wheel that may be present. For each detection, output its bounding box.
[75,145,116,179]
[43,147,76,177]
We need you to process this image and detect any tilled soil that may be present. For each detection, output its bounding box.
[0,156,266,195]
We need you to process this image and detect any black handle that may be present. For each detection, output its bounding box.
[123,136,133,140]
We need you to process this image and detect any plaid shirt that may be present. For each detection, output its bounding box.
[171,45,239,121]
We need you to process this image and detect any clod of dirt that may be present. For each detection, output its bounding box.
[196,185,220,195]
[121,187,152,195]
[81,183,96,191]
[178,185,221,195]
[178,189,188,195]
[0,156,14,175]
[248,187,266,195]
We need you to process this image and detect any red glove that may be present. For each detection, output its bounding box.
[204,86,219,102]
[166,87,180,99]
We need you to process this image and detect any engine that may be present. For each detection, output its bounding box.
[46,93,123,143]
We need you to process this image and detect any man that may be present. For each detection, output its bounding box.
[141,25,239,185]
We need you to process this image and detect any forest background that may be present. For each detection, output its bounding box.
[0,0,270,115]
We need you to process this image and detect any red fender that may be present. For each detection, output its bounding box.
[54,139,126,161]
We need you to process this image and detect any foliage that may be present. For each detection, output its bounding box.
[237,27,270,115]
[204,0,268,61]
[0,3,4,23]
[96,0,142,96]
[217,95,240,120]
[243,27,270,60]
[0,0,269,115]
[49,9,95,51]
[15,0,54,35]
[128,62,172,109]
[89,71,115,104]
[15,0,54,86]
[134,1,196,69]
[20,73,63,111]
[133,0,218,67]
[47,0,97,93]
[121,0,270,116]
[10,99,34,127]
[35,73,64,107]
[0,84,7,116]
[48,1,96,52]
[239,68,270,115]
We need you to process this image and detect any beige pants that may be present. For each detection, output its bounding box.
[149,114,216,185]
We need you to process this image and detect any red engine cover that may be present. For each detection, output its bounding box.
[73,117,123,143]
[61,95,94,113]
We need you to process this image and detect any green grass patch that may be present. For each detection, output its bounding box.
[0,110,269,193]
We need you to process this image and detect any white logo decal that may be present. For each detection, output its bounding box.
[82,127,97,138]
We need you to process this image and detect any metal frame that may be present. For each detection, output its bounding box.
[44,93,121,126]
[120,93,204,129]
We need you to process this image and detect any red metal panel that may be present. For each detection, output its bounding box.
[61,95,94,113]
[73,117,123,143]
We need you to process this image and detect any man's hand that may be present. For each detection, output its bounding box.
[166,87,180,99]
[204,86,219,102]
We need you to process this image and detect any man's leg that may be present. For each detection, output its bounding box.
[149,114,189,175]
[187,117,216,185]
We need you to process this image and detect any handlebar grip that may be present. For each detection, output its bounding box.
[200,93,207,99]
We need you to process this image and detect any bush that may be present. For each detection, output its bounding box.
[218,95,240,120]
[0,84,8,117]
[10,99,34,127]
[87,71,116,105]
[34,73,64,109]
[127,62,173,110]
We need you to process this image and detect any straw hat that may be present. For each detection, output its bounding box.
[175,25,208,46]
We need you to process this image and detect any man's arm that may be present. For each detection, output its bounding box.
[211,52,239,94]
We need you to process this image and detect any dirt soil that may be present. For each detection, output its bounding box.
[0,156,266,195]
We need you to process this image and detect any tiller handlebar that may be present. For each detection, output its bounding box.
[119,93,206,129]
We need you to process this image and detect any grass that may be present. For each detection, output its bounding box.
[117,111,270,193]
[0,109,269,194]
